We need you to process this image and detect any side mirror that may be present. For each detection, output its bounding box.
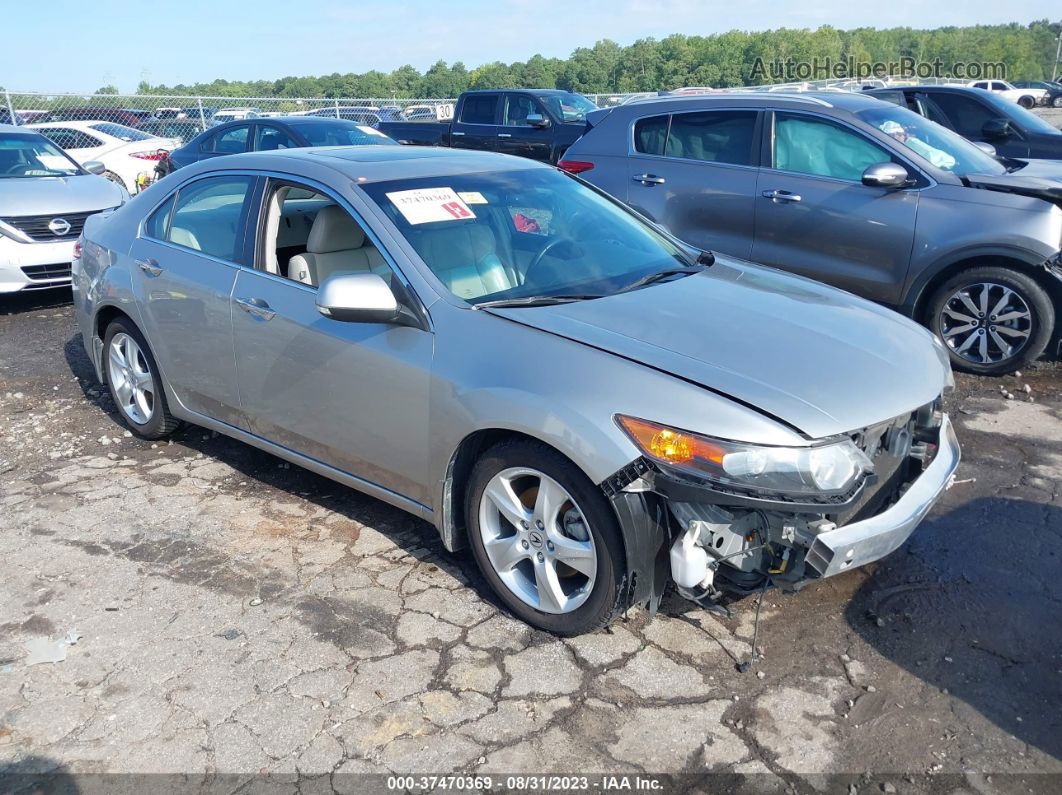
[526,113,550,129]
[982,118,1012,140]
[317,272,401,324]
[83,160,106,175]
[972,141,997,157]
[861,162,910,189]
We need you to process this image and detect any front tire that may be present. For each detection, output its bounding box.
[926,266,1054,376]
[465,440,626,635]
[103,318,180,439]
[1017,95,1035,109]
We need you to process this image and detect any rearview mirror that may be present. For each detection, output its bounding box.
[317,272,401,324]
[526,113,550,129]
[982,118,1012,140]
[972,141,997,157]
[83,160,106,175]
[861,162,909,189]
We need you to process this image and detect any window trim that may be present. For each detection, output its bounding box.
[627,107,763,170]
[137,171,261,267]
[763,109,933,189]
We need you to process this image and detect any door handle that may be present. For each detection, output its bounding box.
[632,174,665,185]
[761,189,802,203]
[235,297,276,321]
[452,131,465,136]
[136,258,162,276]
[497,133,512,138]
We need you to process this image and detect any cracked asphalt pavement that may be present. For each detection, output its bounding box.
[1,290,1060,792]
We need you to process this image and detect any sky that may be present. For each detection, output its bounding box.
[2,0,1059,94]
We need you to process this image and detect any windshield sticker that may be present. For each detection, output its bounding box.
[386,188,476,225]
[356,126,388,137]
[457,191,488,205]
[37,155,75,170]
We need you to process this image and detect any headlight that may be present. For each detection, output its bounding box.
[617,415,873,498]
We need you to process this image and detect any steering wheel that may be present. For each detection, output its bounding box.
[524,237,577,286]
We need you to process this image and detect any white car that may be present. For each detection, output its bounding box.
[968,80,1046,109]
[209,108,261,126]
[28,121,178,193]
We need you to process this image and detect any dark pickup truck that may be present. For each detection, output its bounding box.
[377,89,598,164]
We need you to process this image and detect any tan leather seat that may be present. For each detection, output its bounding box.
[416,224,513,300]
[287,205,390,286]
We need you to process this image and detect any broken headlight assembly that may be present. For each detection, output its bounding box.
[616,415,873,498]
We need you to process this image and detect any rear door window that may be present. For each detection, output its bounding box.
[460,95,499,125]
[204,125,251,154]
[664,111,757,165]
[166,176,255,262]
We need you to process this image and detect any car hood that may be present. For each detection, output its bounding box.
[965,159,1062,204]
[0,174,125,217]
[487,259,949,439]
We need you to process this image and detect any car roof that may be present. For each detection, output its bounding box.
[0,123,34,134]
[610,90,885,113]
[184,145,546,183]
[462,88,573,96]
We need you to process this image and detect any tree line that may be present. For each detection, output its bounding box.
[128,21,1061,98]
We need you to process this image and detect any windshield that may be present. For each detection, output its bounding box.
[856,105,1006,176]
[361,168,690,305]
[0,133,82,178]
[297,122,397,146]
[89,122,152,142]
[536,93,598,123]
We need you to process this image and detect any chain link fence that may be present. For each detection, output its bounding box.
[0,78,984,131]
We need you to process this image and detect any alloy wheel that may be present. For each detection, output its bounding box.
[478,467,597,614]
[108,332,155,425]
[938,282,1032,366]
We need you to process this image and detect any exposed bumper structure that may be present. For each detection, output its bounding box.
[805,414,960,577]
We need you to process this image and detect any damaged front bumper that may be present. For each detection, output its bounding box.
[804,414,959,577]
[603,411,960,612]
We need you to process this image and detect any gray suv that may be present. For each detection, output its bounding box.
[562,92,1062,375]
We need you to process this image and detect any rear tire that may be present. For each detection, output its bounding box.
[925,266,1054,376]
[465,439,626,635]
[102,317,180,439]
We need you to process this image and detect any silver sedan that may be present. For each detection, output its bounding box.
[73,146,959,635]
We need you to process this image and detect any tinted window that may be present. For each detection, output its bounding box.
[205,125,250,154]
[145,194,176,240]
[254,125,297,151]
[773,114,888,181]
[664,111,756,165]
[166,176,253,261]
[503,94,539,126]
[634,115,669,155]
[460,95,498,125]
[923,93,996,139]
